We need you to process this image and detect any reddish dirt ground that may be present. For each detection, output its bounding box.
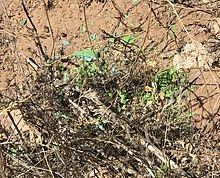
[0,0,220,177]
[2,0,219,135]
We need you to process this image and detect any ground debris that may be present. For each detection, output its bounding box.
[173,42,215,70]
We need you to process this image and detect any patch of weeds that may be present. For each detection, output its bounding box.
[155,67,183,99]
[160,162,169,172]
[185,111,195,120]
[155,163,169,178]
[74,61,101,84]
[118,90,129,105]
[55,64,66,72]
[139,90,153,104]
[10,147,17,156]
[140,67,185,105]
[53,64,70,81]
[168,108,181,124]
[181,124,193,135]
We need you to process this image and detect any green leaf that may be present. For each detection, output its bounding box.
[131,0,140,4]
[169,24,176,38]
[89,33,96,42]
[124,14,129,18]
[10,147,17,155]
[118,91,129,104]
[169,24,177,31]
[54,110,60,119]
[82,26,87,33]
[75,48,97,62]
[140,91,152,104]
[107,92,113,98]
[120,35,135,44]
[169,31,175,38]
[108,38,115,43]
[20,19,27,25]
[111,66,116,73]
[63,71,70,82]
[147,46,154,52]
[129,22,135,29]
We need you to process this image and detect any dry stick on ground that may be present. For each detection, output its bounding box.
[20,0,48,60]
[96,0,108,15]
[7,151,64,177]
[82,4,92,45]
[166,0,195,43]
[0,94,33,116]
[83,89,191,177]
[68,98,87,118]
[43,147,55,178]
[136,1,152,59]
[76,137,156,177]
[6,111,24,142]
[110,0,126,34]
[42,0,55,59]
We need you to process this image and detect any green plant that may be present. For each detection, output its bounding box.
[139,67,185,105]
[108,34,136,44]
[155,67,182,99]
[120,34,136,44]
[155,163,169,178]
[75,48,98,62]
[10,147,17,156]
[169,24,177,38]
[107,92,113,98]
[75,61,100,84]
[118,90,129,105]
[139,91,153,104]
[89,33,96,42]
[160,163,169,172]
[185,111,195,120]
